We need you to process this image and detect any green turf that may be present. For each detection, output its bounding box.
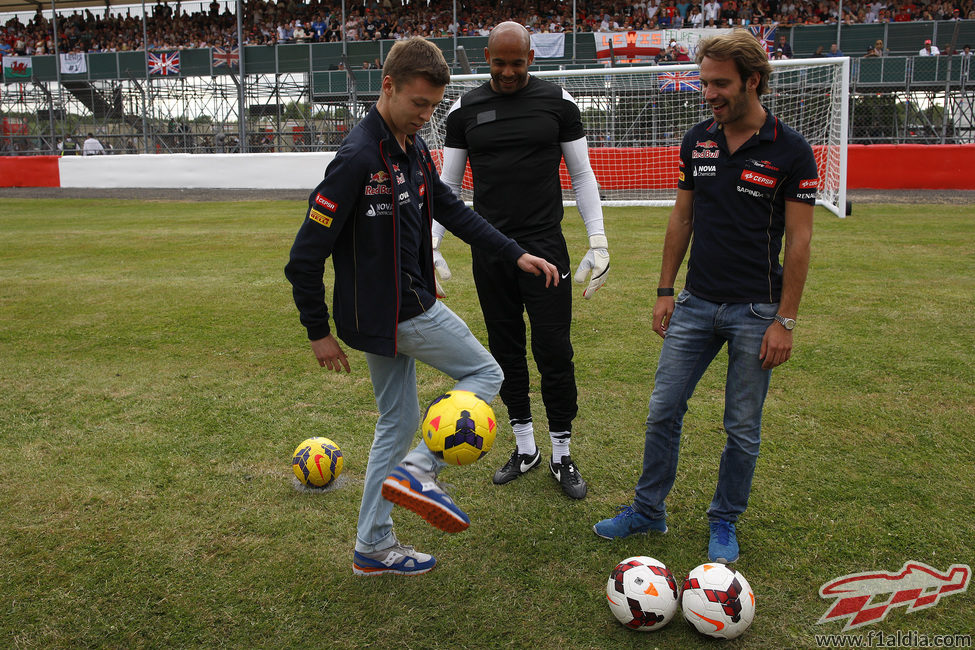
[1,199,972,648]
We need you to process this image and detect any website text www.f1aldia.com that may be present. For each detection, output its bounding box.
[815,630,973,648]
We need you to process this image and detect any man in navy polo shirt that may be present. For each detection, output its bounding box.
[593,30,817,564]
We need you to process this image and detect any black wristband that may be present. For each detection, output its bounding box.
[657,287,675,297]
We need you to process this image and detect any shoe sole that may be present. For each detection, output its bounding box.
[708,554,738,564]
[492,454,541,485]
[352,562,436,576]
[381,476,469,533]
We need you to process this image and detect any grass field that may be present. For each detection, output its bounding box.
[1,198,973,648]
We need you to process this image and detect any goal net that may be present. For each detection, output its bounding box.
[421,57,849,218]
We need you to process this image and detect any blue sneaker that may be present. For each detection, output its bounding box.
[593,504,668,539]
[353,544,436,576]
[708,520,740,563]
[381,464,470,533]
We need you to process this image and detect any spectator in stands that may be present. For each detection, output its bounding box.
[776,34,793,58]
[826,42,844,56]
[865,39,885,56]
[919,39,940,56]
[703,0,723,24]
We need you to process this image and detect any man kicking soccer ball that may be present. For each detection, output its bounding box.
[285,37,559,576]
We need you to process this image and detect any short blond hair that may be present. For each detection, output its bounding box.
[696,29,773,96]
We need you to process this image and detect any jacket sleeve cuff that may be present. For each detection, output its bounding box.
[306,323,331,341]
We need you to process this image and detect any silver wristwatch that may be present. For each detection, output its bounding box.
[774,314,796,330]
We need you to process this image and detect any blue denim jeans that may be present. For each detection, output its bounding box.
[633,290,776,524]
[356,300,503,553]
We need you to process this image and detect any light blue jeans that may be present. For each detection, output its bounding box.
[633,290,776,524]
[356,300,503,553]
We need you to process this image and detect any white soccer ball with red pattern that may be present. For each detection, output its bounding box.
[680,563,756,640]
[605,556,679,632]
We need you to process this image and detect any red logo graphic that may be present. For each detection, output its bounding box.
[740,170,777,188]
[314,193,337,212]
[800,178,820,189]
[696,140,718,149]
[369,171,389,184]
[818,562,971,631]
[418,183,426,197]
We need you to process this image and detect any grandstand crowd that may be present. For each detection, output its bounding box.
[1,0,974,56]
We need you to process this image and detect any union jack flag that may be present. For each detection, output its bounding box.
[212,46,239,68]
[749,25,778,56]
[659,70,700,92]
[148,51,180,76]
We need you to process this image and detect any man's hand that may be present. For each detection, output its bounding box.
[432,235,451,298]
[652,296,675,339]
[759,322,793,370]
[310,334,351,373]
[574,234,610,299]
[516,253,560,288]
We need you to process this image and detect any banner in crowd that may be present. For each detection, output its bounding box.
[148,51,180,76]
[748,25,777,55]
[594,28,732,63]
[212,46,239,68]
[60,53,88,75]
[530,33,565,59]
[2,55,32,80]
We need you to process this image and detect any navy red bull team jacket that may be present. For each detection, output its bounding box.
[285,105,525,358]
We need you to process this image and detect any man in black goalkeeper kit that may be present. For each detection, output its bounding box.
[432,21,608,499]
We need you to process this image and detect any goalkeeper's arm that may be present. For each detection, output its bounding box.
[561,137,609,299]
[429,146,470,293]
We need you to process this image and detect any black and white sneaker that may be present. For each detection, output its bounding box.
[492,448,541,485]
[550,455,587,499]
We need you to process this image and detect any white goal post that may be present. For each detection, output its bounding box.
[422,57,850,218]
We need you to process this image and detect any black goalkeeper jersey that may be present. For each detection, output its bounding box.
[444,75,585,242]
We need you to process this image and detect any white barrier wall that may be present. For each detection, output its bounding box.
[58,152,337,189]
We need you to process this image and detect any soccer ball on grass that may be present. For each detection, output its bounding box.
[680,563,755,640]
[421,390,497,465]
[292,437,344,489]
[606,556,679,631]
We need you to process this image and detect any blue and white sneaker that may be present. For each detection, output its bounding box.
[381,464,470,533]
[353,544,436,576]
[708,519,740,564]
[593,504,668,539]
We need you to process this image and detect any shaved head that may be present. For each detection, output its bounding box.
[485,22,534,94]
[487,21,531,53]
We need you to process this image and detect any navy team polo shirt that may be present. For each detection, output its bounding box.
[677,110,819,305]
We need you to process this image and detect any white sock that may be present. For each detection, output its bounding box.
[550,431,571,464]
[511,421,537,456]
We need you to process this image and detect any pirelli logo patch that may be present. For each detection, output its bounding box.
[309,208,333,228]
[678,170,685,182]
[313,193,337,212]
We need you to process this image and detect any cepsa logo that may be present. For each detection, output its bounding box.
[818,561,971,631]
[740,170,777,188]
[313,193,337,212]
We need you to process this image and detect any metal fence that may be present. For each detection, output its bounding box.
[2,27,974,155]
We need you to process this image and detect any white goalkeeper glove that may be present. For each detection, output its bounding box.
[574,234,610,299]
[432,235,451,299]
